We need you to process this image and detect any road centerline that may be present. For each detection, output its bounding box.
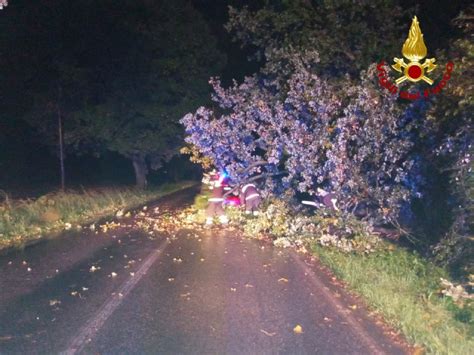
[61,238,169,355]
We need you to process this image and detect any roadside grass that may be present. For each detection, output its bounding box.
[0,181,196,250]
[311,243,474,354]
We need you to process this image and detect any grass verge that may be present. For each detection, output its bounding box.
[0,181,196,250]
[311,243,473,354]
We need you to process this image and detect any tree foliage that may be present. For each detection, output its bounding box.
[182,55,420,224]
[69,1,225,186]
[429,8,473,274]
[225,0,409,78]
[181,1,428,225]
[182,1,472,248]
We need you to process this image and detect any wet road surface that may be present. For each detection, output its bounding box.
[0,187,409,354]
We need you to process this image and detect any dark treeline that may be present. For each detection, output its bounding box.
[0,0,257,192]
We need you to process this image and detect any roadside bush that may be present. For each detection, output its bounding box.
[425,11,474,278]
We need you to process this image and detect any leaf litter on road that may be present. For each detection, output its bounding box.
[293,325,304,334]
[89,265,100,272]
[49,299,61,307]
[260,329,276,337]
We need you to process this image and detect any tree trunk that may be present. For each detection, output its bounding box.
[57,87,65,191]
[132,155,148,189]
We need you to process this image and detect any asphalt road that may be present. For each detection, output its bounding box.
[0,187,409,354]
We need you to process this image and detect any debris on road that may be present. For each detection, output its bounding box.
[260,329,276,337]
[89,266,100,272]
[49,299,61,307]
[293,325,303,334]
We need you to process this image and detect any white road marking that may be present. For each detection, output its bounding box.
[290,253,385,354]
[61,239,169,355]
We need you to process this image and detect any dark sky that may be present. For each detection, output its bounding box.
[192,0,264,82]
[399,0,471,50]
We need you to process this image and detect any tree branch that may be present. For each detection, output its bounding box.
[223,171,287,198]
[237,160,269,175]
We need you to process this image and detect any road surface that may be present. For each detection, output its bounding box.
[0,187,409,354]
